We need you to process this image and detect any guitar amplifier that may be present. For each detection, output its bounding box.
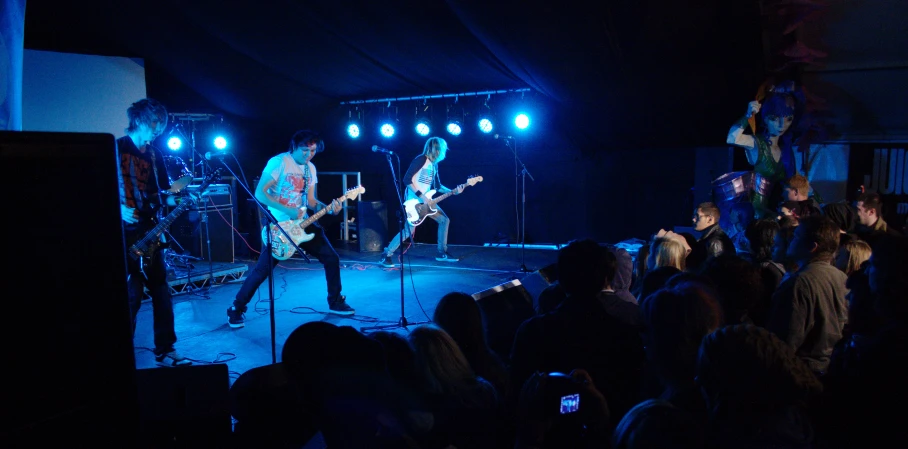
[185,183,232,208]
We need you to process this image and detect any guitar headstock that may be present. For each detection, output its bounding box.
[466,175,483,186]
[200,168,223,189]
[342,185,366,201]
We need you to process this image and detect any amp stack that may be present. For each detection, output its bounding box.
[171,182,235,263]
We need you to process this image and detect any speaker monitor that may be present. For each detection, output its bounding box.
[357,200,388,253]
[136,364,231,447]
[519,262,559,310]
[1,131,138,445]
[172,206,235,263]
[472,279,536,362]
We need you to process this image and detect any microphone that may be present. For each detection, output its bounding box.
[204,151,229,160]
[494,134,514,140]
[372,145,394,154]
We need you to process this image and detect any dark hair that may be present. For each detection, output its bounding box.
[869,235,908,321]
[125,98,168,134]
[856,192,883,217]
[700,254,764,324]
[698,324,822,408]
[797,215,840,261]
[557,239,608,297]
[697,202,720,220]
[822,201,857,234]
[746,218,780,262]
[289,129,325,153]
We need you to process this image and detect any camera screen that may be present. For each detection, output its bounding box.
[559,393,580,414]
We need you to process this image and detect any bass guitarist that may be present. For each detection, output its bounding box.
[380,136,463,267]
[227,130,353,328]
[118,98,191,367]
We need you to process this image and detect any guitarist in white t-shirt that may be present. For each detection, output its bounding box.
[380,136,463,267]
[228,130,352,328]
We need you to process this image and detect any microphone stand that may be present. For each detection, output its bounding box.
[211,158,308,364]
[361,150,431,333]
[506,138,534,273]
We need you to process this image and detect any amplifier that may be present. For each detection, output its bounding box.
[185,183,232,208]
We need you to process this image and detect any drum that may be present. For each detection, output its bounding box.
[163,156,193,193]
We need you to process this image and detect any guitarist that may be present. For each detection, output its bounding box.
[380,136,463,268]
[227,130,353,328]
[118,98,191,367]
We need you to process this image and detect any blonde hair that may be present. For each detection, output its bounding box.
[649,237,687,272]
[422,137,447,161]
[837,239,872,276]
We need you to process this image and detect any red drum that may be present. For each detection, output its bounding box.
[163,156,193,193]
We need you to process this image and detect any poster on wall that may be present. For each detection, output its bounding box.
[847,144,908,230]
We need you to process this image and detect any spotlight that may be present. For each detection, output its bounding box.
[167,136,183,151]
[213,135,228,150]
[415,118,431,137]
[347,123,361,139]
[446,120,462,136]
[380,122,396,138]
[515,113,530,130]
[478,117,493,134]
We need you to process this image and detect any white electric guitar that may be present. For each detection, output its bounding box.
[262,185,365,260]
[403,175,483,226]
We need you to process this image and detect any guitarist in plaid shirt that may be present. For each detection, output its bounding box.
[118,98,191,367]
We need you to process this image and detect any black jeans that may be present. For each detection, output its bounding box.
[234,223,342,312]
[126,248,177,354]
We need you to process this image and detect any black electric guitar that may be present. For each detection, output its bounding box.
[403,175,483,226]
[127,168,222,280]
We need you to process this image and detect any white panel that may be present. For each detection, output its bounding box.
[22,49,146,137]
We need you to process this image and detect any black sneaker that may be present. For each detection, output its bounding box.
[155,350,192,367]
[227,306,245,328]
[436,251,459,262]
[380,254,395,268]
[328,296,355,316]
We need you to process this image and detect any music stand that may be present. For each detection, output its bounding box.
[361,150,431,333]
[210,159,309,364]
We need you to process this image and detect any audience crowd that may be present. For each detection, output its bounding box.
[229,186,907,448]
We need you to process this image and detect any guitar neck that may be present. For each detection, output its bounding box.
[140,201,193,243]
[428,186,462,206]
[298,206,329,228]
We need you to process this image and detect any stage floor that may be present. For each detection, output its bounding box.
[132,242,561,382]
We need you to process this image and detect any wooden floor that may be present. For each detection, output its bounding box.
[132,242,561,383]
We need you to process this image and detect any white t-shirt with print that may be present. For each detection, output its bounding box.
[262,153,317,222]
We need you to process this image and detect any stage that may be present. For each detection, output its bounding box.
[132,242,562,382]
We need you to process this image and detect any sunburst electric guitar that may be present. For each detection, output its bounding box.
[263,185,365,260]
[404,175,483,226]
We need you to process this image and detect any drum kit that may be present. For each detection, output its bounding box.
[163,156,194,193]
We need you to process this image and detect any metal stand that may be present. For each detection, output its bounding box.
[361,151,431,333]
[213,160,306,364]
[506,138,534,272]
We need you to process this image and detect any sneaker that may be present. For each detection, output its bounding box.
[328,296,355,316]
[436,251,459,262]
[380,254,395,268]
[227,306,245,328]
[155,350,192,367]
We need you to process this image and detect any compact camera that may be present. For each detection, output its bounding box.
[545,372,581,415]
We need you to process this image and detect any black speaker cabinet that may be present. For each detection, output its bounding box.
[1,131,138,445]
[136,364,231,447]
[171,206,235,263]
[357,200,388,253]
[472,279,536,362]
